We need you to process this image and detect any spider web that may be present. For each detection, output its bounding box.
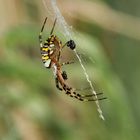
[42,0,105,120]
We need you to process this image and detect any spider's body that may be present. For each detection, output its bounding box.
[40,34,62,68]
[39,17,106,102]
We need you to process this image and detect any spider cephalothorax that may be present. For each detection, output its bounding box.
[39,17,106,101]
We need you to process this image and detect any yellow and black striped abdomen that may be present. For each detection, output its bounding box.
[41,47,49,60]
[40,46,52,68]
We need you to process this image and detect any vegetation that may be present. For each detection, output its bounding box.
[0,0,140,140]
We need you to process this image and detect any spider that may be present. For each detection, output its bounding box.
[39,17,107,101]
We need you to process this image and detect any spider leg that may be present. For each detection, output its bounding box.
[74,89,103,97]
[61,61,74,66]
[50,18,57,35]
[61,81,107,101]
[82,97,107,101]
[39,17,48,48]
[73,91,107,101]
[65,90,107,102]
[81,92,103,97]
[55,77,63,91]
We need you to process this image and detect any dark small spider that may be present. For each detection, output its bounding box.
[39,17,107,101]
[67,40,76,50]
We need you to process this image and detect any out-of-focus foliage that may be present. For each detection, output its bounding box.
[0,0,140,140]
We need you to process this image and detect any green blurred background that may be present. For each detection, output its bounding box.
[0,0,140,140]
